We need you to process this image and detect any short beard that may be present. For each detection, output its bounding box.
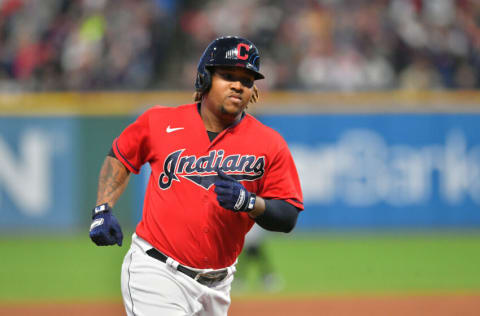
[220,103,242,117]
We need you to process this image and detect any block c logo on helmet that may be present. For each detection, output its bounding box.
[236,43,250,60]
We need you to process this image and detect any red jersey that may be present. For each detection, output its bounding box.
[113,103,303,269]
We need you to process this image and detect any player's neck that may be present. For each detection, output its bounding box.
[199,102,241,132]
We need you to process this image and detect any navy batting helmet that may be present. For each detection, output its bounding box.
[195,36,265,92]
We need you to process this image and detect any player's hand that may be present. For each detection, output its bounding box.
[214,168,256,212]
[89,203,123,246]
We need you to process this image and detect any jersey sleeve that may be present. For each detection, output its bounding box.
[260,139,304,210]
[112,109,152,174]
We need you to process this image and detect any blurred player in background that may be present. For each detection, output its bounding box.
[88,36,303,316]
[233,223,284,292]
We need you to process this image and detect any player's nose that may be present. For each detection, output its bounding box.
[230,80,244,91]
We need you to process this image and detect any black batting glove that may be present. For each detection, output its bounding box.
[89,203,123,246]
[214,168,256,212]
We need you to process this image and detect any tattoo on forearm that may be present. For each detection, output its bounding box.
[97,157,130,206]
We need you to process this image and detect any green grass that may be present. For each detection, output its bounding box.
[0,233,126,301]
[260,232,480,295]
[1,231,480,302]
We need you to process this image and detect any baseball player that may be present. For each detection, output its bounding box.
[89,36,303,316]
[233,223,283,292]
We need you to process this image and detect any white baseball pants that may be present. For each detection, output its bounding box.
[121,234,235,316]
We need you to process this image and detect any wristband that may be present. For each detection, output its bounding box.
[92,203,110,219]
[246,193,256,211]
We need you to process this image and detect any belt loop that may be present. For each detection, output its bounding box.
[166,257,179,272]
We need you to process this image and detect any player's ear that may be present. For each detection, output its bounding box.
[250,84,259,104]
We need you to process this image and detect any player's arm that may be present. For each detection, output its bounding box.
[248,198,299,233]
[89,150,131,247]
[96,151,131,207]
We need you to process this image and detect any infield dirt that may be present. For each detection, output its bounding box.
[1,294,479,316]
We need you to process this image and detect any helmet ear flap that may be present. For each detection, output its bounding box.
[195,68,212,93]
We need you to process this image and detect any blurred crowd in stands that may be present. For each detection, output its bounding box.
[1,0,479,92]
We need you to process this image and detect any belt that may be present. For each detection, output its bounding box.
[146,248,228,286]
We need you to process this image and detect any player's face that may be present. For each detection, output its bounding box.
[207,67,255,118]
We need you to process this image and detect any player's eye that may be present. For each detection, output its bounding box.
[217,72,254,88]
[223,73,235,81]
[239,78,254,88]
